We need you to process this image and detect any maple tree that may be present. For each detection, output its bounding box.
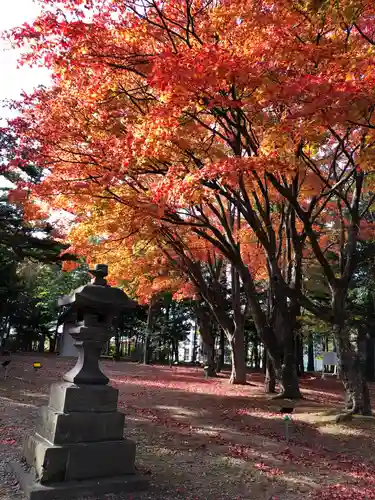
[5,0,375,410]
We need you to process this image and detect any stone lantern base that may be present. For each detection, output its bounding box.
[11,382,148,500]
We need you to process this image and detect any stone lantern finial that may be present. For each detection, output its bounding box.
[90,264,108,286]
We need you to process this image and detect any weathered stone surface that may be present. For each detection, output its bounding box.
[23,435,68,484]
[49,383,119,413]
[65,439,136,480]
[36,406,125,445]
[13,265,147,499]
[23,434,137,483]
[10,460,148,500]
[63,340,109,385]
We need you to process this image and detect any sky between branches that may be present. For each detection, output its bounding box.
[0,0,50,187]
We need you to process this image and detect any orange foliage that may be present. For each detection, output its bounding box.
[4,0,375,299]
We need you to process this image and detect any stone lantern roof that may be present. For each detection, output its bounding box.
[58,264,136,312]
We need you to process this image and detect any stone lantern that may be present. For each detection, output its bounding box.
[12,264,148,500]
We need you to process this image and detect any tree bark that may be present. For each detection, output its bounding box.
[307,333,315,372]
[38,334,45,353]
[192,320,197,364]
[0,326,9,352]
[196,304,216,376]
[262,346,267,374]
[239,264,301,397]
[279,357,301,399]
[202,339,216,376]
[143,300,154,365]
[365,333,375,382]
[173,340,179,363]
[264,350,276,393]
[254,341,260,369]
[227,265,247,384]
[114,330,121,361]
[217,328,225,372]
[49,335,56,353]
[244,333,249,365]
[229,327,247,384]
[336,325,372,415]
[272,310,301,399]
[295,334,304,376]
[332,287,372,415]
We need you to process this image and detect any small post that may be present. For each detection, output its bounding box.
[283,415,291,442]
[2,359,11,379]
[280,400,295,442]
[33,362,41,373]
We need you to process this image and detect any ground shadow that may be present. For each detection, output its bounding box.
[2,355,375,500]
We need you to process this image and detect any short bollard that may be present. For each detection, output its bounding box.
[279,400,295,443]
[33,361,41,372]
[283,414,292,442]
[2,359,11,379]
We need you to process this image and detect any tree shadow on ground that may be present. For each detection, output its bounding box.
[3,356,375,499]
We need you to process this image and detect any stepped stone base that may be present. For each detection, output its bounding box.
[48,382,119,413]
[36,405,125,444]
[10,461,148,500]
[23,434,136,482]
[13,382,148,498]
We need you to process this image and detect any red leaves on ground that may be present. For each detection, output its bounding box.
[0,426,18,446]
[253,463,283,477]
[0,439,17,445]
[312,484,375,500]
[5,357,375,500]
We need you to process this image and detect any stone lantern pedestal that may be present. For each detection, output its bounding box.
[11,265,148,500]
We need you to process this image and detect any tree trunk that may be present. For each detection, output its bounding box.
[307,333,315,372]
[264,350,276,393]
[240,266,300,397]
[249,344,254,368]
[262,346,266,373]
[38,334,45,353]
[229,327,247,384]
[279,359,301,399]
[244,333,249,365]
[332,286,372,415]
[295,334,304,376]
[192,320,197,364]
[114,331,121,361]
[0,319,11,352]
[196,303,216,376]
[216,328,225,373]
[336,325,372,415]
[173,340,179,363]
[203,339,216,376]
[227,265,247,384]
[272,311,301,399]
[365,333,375,382]
[267,337,301,399]
[49,335,56,353]
[143,301,153,365]
[254,341,260,369]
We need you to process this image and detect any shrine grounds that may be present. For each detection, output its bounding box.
[1,355,375,500]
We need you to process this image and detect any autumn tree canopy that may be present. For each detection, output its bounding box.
[4,0,375,410]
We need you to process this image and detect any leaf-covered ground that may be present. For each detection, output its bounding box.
[1,355,375,500]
